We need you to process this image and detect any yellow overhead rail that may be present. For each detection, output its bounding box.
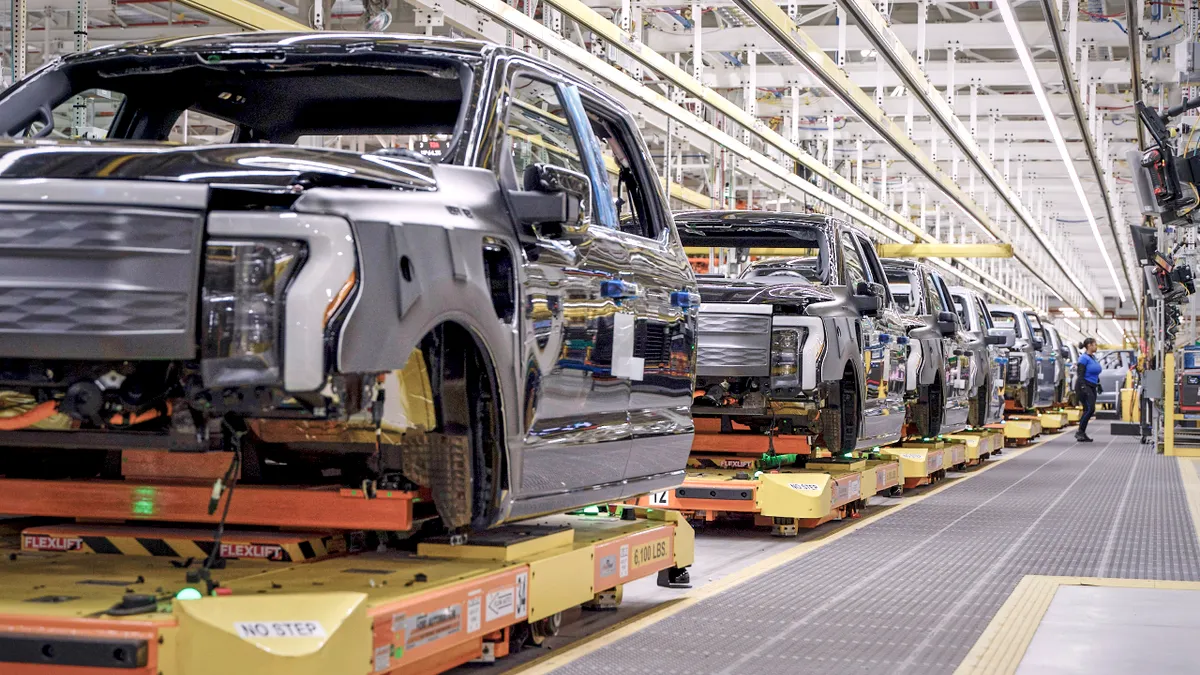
[877,244,1014,259]
[173,0,307,31]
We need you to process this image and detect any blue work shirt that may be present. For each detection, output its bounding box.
[1079,353,1102,385]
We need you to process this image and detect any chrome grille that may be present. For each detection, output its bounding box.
[0,204,204,359]
[696,312,772,376]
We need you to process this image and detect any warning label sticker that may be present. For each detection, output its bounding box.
[234,621,326,639]
[467,596,481,633]
[405,605,461,651]
[598,554,617,579]
[515,572,528,620]
[788,482,821,492]
[485,587,514,622]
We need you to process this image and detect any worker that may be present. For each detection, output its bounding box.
[1076,337,1102,442]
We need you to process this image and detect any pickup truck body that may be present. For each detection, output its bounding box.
[0,32,699,529]
[989,304,1039,411]
[950,286,1012,427]
[1097,349,1136,409]
[678,211,907,452]
[1045,325,1070,405]
[1024,311,1060,409]
[882,259,970,436]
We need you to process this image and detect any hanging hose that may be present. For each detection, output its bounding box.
[0,400,59,431]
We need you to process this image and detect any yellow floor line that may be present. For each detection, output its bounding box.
[1177,457,1200,552]
[510,433,1062,675]
[956,576,1200,675]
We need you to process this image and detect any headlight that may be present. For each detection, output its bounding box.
[771,328,801,389]
[200,239,305,388]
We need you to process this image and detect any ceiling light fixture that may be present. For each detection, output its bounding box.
[995,0,1126,303]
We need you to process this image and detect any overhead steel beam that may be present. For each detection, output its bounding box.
[876,243,1014,259]
[441,0,1040,310]
[531,0,931,243]
[1126,0,1146,151]
[644,21,1130,53]
[732,0,1098,312]
[172,0,307,30]
[699,61,1171,89]
[837,0,1104,305]
[1035,0,1136,303]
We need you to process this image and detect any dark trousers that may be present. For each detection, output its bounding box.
[1078,382,1097,436]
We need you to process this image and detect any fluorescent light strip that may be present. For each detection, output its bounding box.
[995,0,1126,303]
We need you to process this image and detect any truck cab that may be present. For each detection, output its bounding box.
[989,305,1039,411]
[677,211,908,453]
[1024,311,1059,409]
[0,33,700,531]
[882,259,970,437]
[950,287,1013,427]
[1044,325,1070,405]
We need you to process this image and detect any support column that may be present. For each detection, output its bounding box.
[70,0,87,137]
[836,4,847,67]
[855,137,864,188]
[789,85,800,144]
[916,0,927,69]
[12,0,27,82]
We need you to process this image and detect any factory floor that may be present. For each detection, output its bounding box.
[461,426,1200,675]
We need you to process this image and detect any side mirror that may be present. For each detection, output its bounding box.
[1032,338,1045,351]
[852,281,885,317]
[936,310,957,336]
[986,328,1016,348]
[508,163,591,238]
[1059,347,1070,359]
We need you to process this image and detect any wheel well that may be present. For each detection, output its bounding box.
[420,321,508,529]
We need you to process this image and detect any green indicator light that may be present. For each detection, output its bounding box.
[131,486,157,517]
[175,588,203,601]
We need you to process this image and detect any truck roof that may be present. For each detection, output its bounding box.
[674,210,836,249]
[66,32,494,63]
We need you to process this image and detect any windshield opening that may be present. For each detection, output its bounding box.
[740,257,821,285]
[0,53,473,153]
[991,311,1021,335]
[885,269,919,315]
[677,220,833,285]
[953,297,973,330]
[1098,350,1132,369]
[1025,313,1046,342]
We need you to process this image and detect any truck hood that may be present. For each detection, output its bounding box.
[0,140,438,192]
[697,277,835,309]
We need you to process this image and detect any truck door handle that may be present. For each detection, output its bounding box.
[600,280,641,299]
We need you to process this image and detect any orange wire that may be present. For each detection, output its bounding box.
[0,401,59,431]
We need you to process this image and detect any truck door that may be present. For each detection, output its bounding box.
[1025,312,1055,407]
[925,271,969,432]
[578,93,697,495]
[975,296,1005,424]
[848,232,907,447]
[492,71,633,507]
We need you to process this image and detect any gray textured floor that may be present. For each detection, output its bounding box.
[1017,585,1200,674]
[548,428,1200,675]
